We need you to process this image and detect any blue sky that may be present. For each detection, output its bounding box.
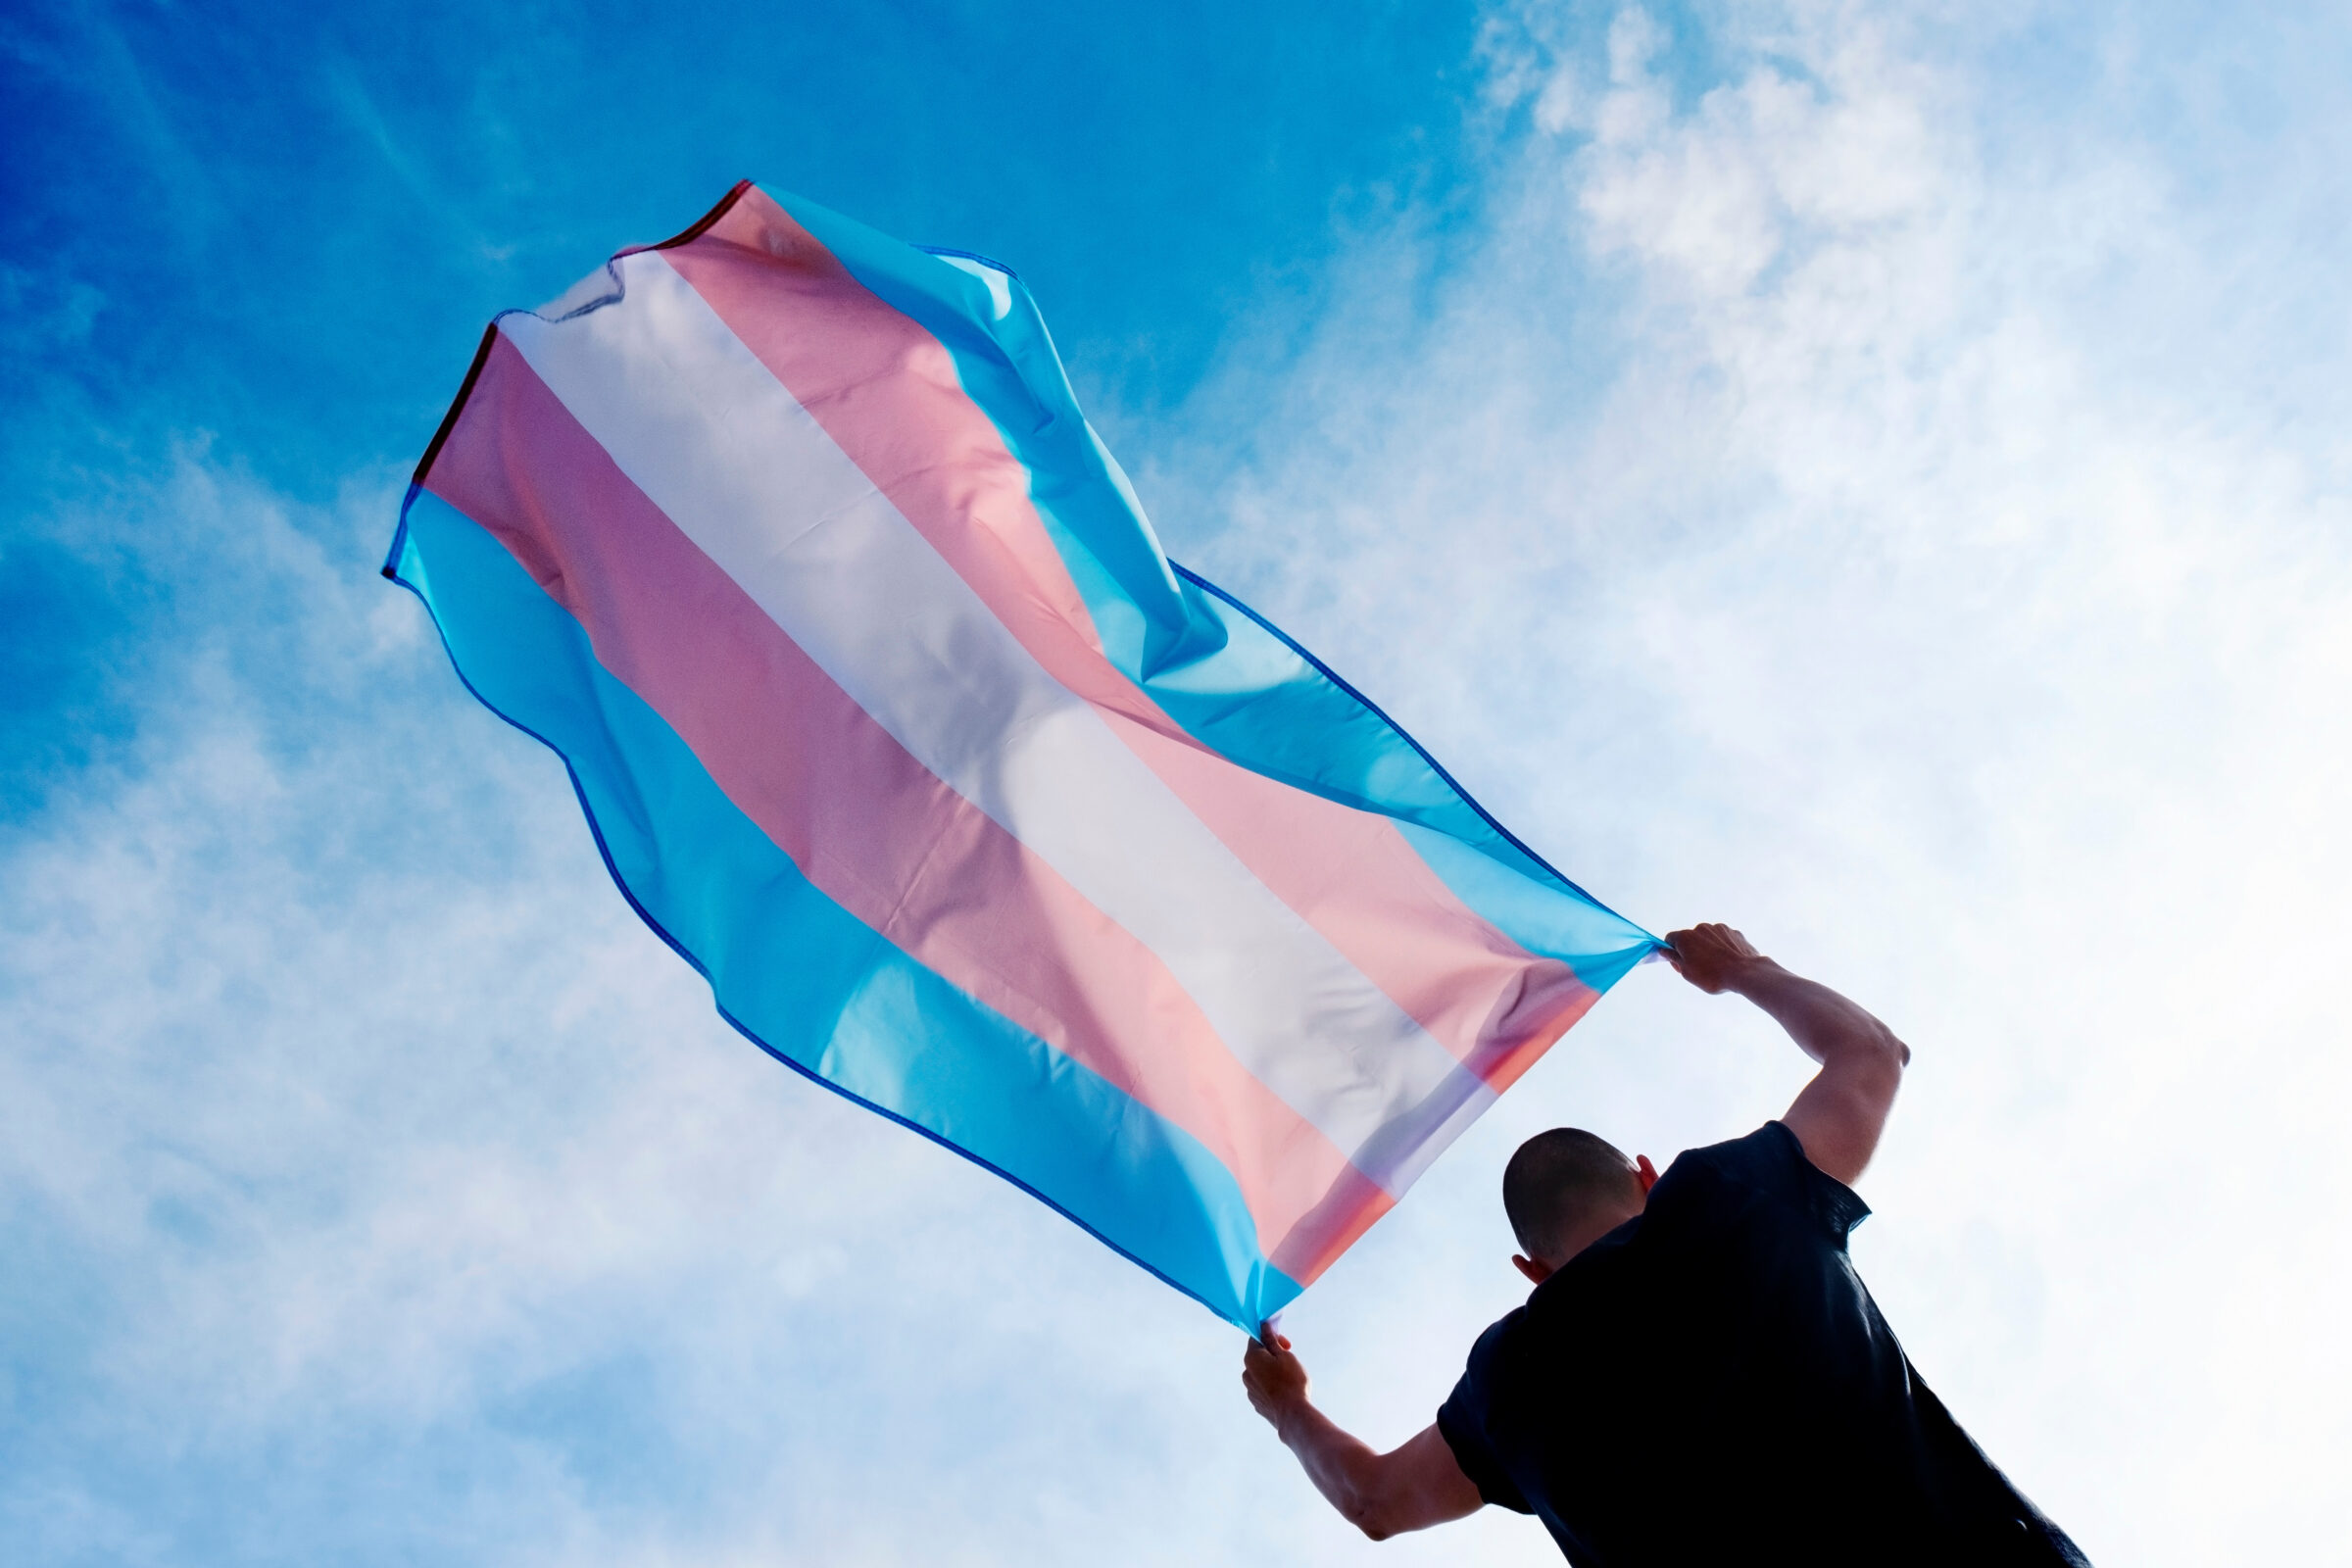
[0,0,1495,816]
[6,2,2351,1564]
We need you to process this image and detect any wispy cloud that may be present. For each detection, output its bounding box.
[1164,5,2351,1561]
[322,58,512,264]
[10,0,222,249]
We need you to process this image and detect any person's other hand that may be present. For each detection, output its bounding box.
[1664,922,1766,994]
[1242,1323,1308,1428]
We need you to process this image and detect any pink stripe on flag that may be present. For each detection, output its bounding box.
[424,333,1381,1272]
[662,188,1598,1090]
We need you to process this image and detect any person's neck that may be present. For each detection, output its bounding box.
[1552,1205,1643,1267]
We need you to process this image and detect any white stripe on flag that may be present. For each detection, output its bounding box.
[501,253,1493,1193]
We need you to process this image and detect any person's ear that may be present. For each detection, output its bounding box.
[1512,1253,1553,1285]
[1635,1154,1659,1195]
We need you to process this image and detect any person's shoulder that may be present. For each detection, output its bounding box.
[1651,1121,1797,1198]
[1651,1122,1870,1240]
[1703,1119,1806,1167]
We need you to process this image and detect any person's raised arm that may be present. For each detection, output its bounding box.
[1241,1327,1483,1541]
[1665,923,1911,1187]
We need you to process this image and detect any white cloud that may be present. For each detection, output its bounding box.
[1154,4,2352,1563]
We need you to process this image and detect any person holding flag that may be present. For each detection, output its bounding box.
[1242,923,2090,1566]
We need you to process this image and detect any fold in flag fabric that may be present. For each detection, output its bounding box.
[384,181,1660,1330]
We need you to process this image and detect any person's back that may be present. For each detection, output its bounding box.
[1242,923,2089,1566]
[1446,1123,2076,1564]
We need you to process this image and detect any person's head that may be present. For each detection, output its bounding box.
[1502,1128,1659,1284]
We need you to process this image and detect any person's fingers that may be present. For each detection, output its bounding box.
[1254,1321,1298,1357]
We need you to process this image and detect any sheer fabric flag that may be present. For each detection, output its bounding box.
[385,182,1659,1329]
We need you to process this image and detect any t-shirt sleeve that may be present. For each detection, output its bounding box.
[1436,1325,1534,1514]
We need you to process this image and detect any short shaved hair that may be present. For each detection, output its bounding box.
[1503,1128,1644,1263]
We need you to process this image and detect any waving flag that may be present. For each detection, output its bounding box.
[385,182,1658,1329]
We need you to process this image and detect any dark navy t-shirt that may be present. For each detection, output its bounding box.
[1438,1123,2088,1567]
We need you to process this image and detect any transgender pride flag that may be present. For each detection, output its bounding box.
[385,182,1658,1329]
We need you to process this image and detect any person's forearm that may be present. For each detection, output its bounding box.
[1271,1399,1399,1539]
[1667,925,1910,1184]
[1726,957,1909,1070]
[1245,1335,1484,1540]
